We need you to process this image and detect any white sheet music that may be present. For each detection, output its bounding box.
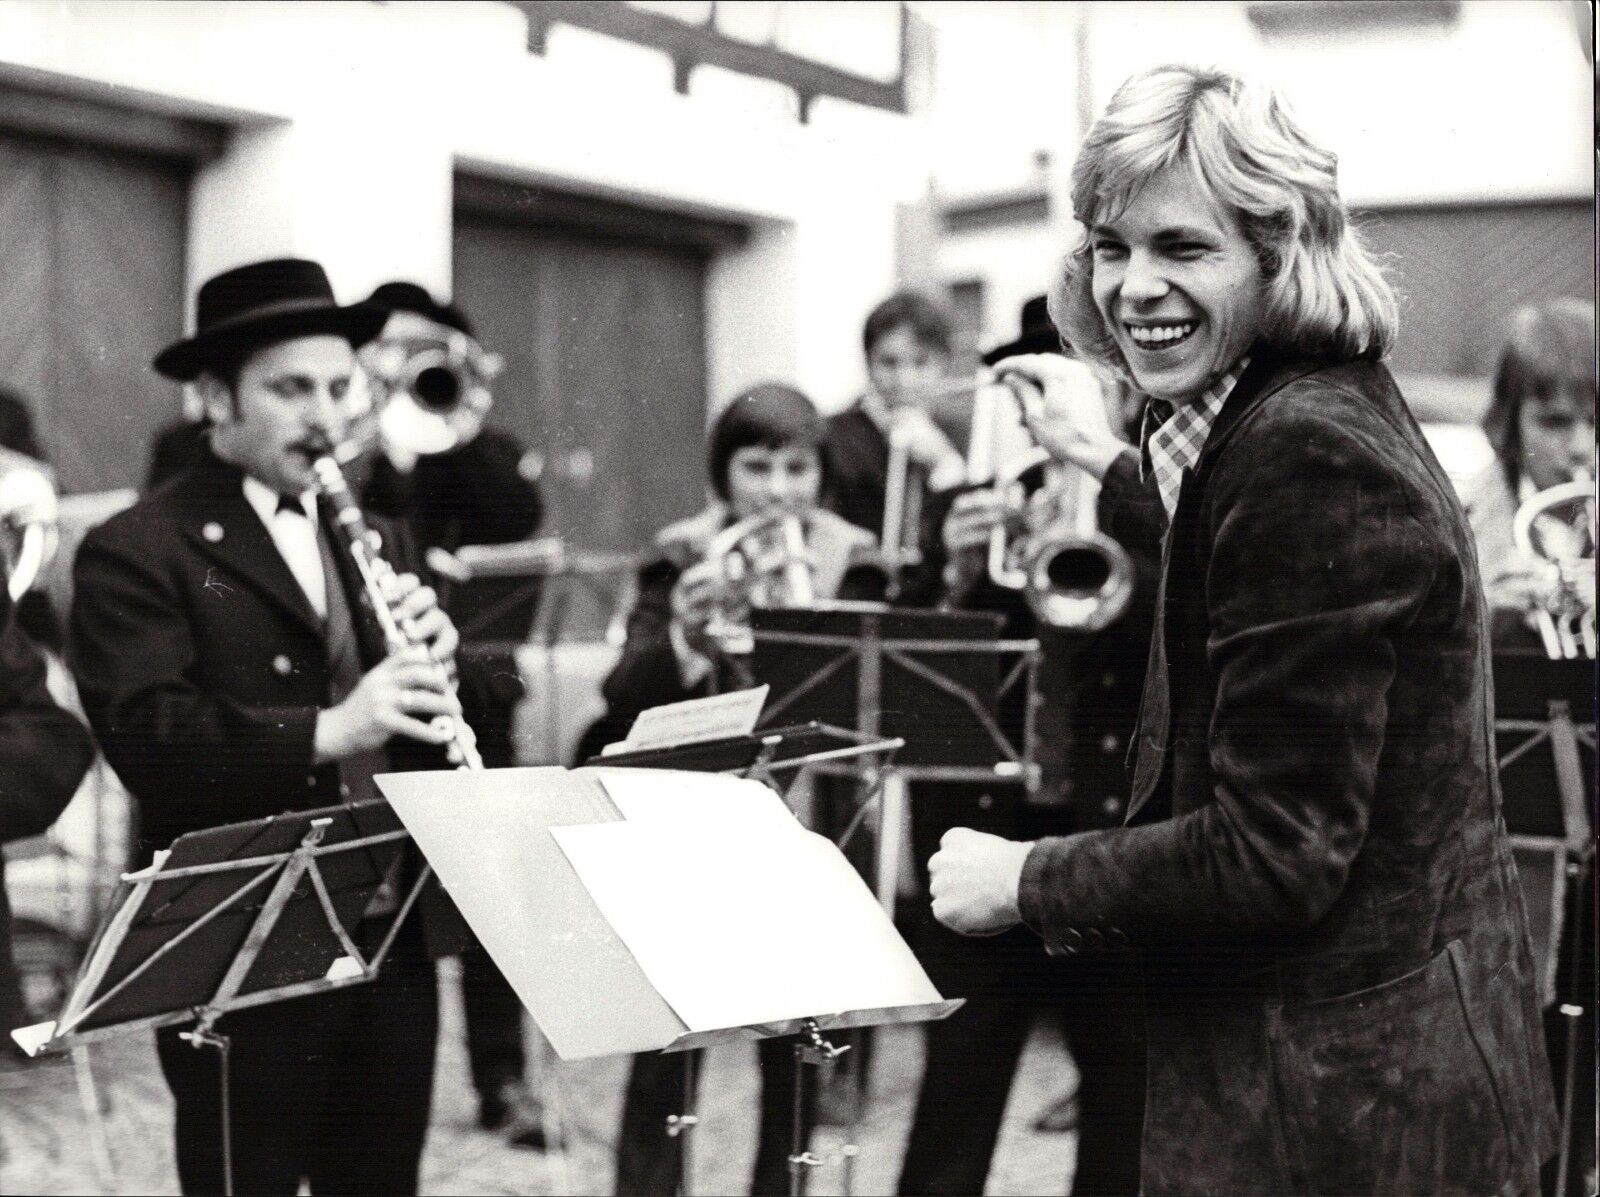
[550,810,940,1034]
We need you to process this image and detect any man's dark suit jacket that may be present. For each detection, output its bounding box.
[1018,351,1558,1195]
[0,593,94,1034]
[70,449,467,958]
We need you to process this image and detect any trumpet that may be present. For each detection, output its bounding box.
[358,329,501,458]
[309,442,484,770]
[702,510,815,655]
[879,419,925,596]
[0,447,58,602]
[1512,476,1596,659]
[968,374,1134,632]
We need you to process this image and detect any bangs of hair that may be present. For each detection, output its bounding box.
[1053,64,1398,383]
[1484,297,1598,487]
[707,383,824,499]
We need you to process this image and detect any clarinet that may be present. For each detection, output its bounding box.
[309,449,485,771]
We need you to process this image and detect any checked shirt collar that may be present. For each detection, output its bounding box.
[1139,356,1250,519]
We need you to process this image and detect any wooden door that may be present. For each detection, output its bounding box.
[453,217,712,557]
[0,131,189,493]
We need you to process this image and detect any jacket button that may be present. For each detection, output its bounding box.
[977,793,993,810]
[202,522,224,543]
[273,654,293,676]
[1100,734,1120,754]
[306,774,318,787]
[1101,796,1122,817]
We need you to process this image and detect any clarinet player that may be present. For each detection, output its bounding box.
[71,258,470,1195]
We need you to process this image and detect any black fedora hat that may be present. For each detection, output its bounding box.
[154,258,388,381]
[365,281,475,338]
[982,294,1066,365]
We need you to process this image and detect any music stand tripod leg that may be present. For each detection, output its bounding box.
[70,1044,117,1192]
[666,1049,700,1197]
[176,1018,234,1197]
[790,1021,848,1197]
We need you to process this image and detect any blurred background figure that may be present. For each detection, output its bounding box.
[1466,296,1595,1197]
[1464,297,1596,650]
[824,292,967,599]
[358,281,555,1151]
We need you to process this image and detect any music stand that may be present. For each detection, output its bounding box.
[747,603,1039,911]
[378,762,955,1197]
[583,721,903,1193]
[1494,652,1595,1196]
[10,800,430,1196]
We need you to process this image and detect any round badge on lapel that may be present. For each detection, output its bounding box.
[272,654,293,677]
[202,522,224,543]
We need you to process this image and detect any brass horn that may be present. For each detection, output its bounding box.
[1512,476,1596,659]
[360,329,501,458]
[702,510,815,654]
[0,447,58,603]
[971,374,1134,632]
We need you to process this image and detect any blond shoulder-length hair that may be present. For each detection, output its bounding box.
[1053,65,1397,381]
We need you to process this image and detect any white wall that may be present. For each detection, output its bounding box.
[923,0,1593,356]
[0,0,932,412]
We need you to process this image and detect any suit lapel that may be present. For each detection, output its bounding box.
[175,458,323,637]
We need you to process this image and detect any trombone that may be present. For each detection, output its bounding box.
[966,373,1134,632]
[358,329,502,458]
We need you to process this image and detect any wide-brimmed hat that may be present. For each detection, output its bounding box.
[365,281,475,339]
[153,258,388,381]
[982,294,1066,365]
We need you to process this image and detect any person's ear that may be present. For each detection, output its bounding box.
[193,373,233,426]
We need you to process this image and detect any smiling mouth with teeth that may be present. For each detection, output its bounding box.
[1127,321,1197,349]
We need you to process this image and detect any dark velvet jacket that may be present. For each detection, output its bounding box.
[70,450,469,958]
[1017,352,1557,1195]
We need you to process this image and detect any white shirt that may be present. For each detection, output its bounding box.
[241,475,326,620]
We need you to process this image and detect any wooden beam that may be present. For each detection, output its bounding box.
[454,172,749,253]
[506,0,906,116]
[0,81,226,163]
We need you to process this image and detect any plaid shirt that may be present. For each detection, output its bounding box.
[1140,357,1250,519]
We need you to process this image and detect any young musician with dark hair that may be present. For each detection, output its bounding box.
[71,258,469,1195]
[822,291,965,570]
[930,65,1557,1195]
[576,382,880,1197]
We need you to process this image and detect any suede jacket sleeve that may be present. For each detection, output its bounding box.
[1019,384,1445,942]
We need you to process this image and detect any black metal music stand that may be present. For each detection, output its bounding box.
[1494,652,1595,1196]
[10,800,431,1196]
[745,603,1039,911]
[586,721,904,1196]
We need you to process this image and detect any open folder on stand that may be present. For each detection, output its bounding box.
[376,763,960,1061]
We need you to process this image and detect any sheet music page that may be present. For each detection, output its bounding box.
[602,685,769,754]
[550,815,942,1033]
